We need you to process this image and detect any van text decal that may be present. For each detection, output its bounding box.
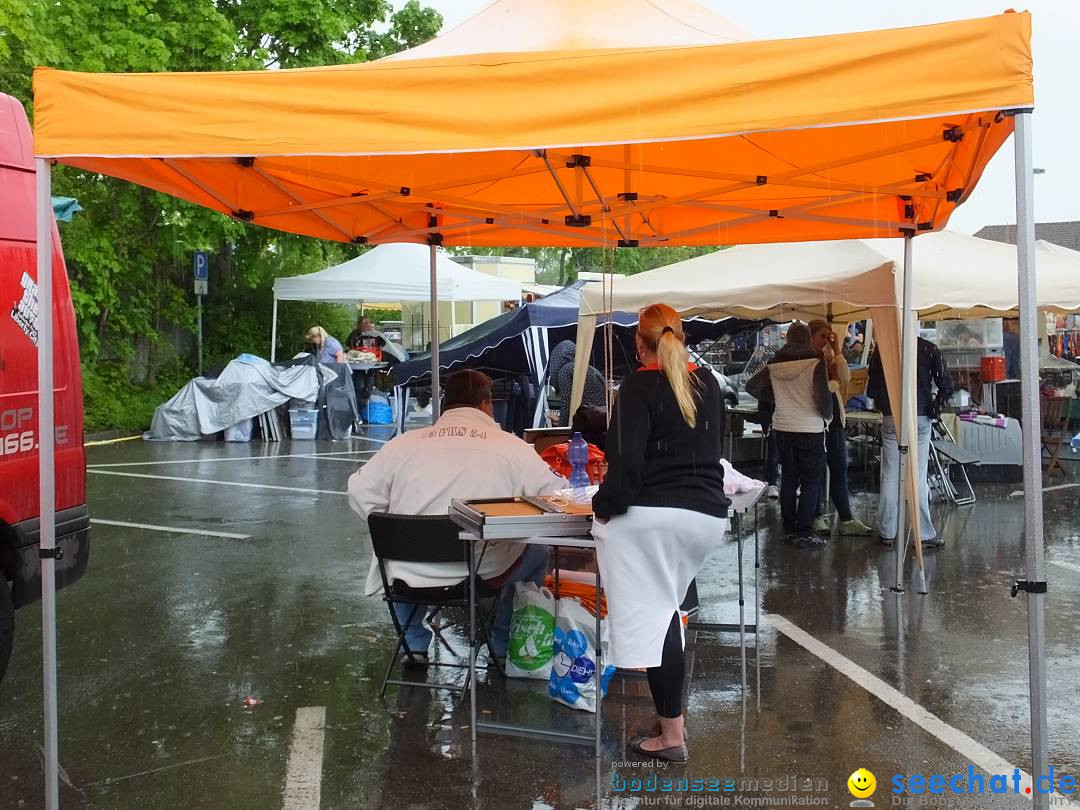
[10,271,39,346]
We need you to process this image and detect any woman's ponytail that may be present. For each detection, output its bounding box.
[640,305,699,428]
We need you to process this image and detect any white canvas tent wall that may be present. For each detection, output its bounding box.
[270,242,520,360]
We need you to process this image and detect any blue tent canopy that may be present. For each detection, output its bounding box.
[392,281,759,389]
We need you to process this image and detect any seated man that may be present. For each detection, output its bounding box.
[349,369,566,665]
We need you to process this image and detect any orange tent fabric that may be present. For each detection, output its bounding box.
[32,10,1032,248]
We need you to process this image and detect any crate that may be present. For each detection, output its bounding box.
[288,408,318,440]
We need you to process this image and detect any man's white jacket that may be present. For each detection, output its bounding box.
[349,407,566,595]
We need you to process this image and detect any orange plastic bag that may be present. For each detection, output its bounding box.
[539,442,606,483]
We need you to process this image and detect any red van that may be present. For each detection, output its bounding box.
[0,92,90,681]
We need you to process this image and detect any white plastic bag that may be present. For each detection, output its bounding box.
[548,595,615,713]
[224,417,253,442]
[505,583,557,679]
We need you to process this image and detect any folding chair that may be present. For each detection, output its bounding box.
[1040,396,1074,477]
[368,513,501,700]
[929,420,978,505]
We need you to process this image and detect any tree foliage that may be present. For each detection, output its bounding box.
[1,0,442,430]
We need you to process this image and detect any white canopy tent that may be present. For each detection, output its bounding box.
[270,242,521,360]
[572,229,1080,596]
[575,231,1080,326]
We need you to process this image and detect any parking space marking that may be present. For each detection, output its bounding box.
[89,469,346,496]
[1050,560,1080,575]
[282,706,326,810]
[1009,482,1080,498]
[90,519,252,540]
[769,614,1076,806]
[87,449,376,469]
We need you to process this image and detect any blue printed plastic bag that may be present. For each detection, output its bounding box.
[547,596,615,713]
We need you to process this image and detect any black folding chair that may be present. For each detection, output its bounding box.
[368,513,501,700]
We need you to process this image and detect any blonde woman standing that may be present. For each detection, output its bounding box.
[305,325,345,364]
[592,303,730,764]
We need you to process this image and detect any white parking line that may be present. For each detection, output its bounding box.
[90,519,251,540]
[769,614,1077,806]
[282,706,326,810]
[87,449,376,469]
[1009,482,1080,498]
[88,469,346,496]
[1049,560,1080,575]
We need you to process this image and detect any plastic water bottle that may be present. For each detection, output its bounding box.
[567,431,591,496]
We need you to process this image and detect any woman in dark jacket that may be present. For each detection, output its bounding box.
[592,303,730,764]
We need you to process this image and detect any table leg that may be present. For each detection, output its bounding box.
[595,564,602,760]
[737,513,746,697]
[754,502,761,712]
[469,539,477,746]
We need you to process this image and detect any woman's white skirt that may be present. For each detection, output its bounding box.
[592,506,729,669]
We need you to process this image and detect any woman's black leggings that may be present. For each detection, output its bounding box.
[646,612,685,718]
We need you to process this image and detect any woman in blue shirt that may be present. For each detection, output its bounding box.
[305,325,345,364]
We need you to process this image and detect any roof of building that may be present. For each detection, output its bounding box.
[975,221,1080,251]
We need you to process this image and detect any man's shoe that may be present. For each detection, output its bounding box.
[766,485,780,500]
[812,516,831,534]
[795,534,827,549]
[401,651,429,669]
[839,518,875,536]
[878,534,895,547]
[921,536,945,549]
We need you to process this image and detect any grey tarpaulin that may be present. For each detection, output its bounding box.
[145,354,330,441]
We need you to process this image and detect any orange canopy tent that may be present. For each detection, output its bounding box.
[33,8,1030,249]
[29,3,1048,808]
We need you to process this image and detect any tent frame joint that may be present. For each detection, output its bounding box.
[1011,579,1047,597]
[234,209,254,222]
[38,547,64,561]
[565,214,592,227]
[617,239,639,248]
[565,154,591,168]
[942,126,964,143]
[1001,107,1035,117]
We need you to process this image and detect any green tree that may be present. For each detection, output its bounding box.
[1,0,442,430]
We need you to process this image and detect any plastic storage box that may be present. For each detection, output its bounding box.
[289,408,318,439]
[934,319,1004,351]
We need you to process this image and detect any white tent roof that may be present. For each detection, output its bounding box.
[273,243,521,303]
[578,231,1080,322]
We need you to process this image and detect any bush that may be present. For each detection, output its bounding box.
[82,361,193,434]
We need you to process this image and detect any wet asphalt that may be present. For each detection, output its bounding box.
[1,431,1078,809]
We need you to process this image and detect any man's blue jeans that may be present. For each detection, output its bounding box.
[877,415,936,541]
[392,544,550,658]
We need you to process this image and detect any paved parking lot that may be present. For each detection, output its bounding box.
[1,434,1078,809]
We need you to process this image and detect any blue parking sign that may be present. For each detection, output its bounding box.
[194,251,209,280]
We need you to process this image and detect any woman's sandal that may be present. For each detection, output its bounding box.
[629,735,689,764]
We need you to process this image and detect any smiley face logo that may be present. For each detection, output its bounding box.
[848,768,876,799]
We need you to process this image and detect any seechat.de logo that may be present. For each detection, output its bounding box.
[848,768,877,807]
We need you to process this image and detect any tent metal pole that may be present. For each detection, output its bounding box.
[1013,110,1049,810]
[36,158,60,810]
[429,243,440,423]
[270,298,279,362]
[892,234,914,593]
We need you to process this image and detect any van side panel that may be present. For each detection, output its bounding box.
[0,92,89,606]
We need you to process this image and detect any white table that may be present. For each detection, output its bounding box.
[456,530,605,757]
[455,484,768,757]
